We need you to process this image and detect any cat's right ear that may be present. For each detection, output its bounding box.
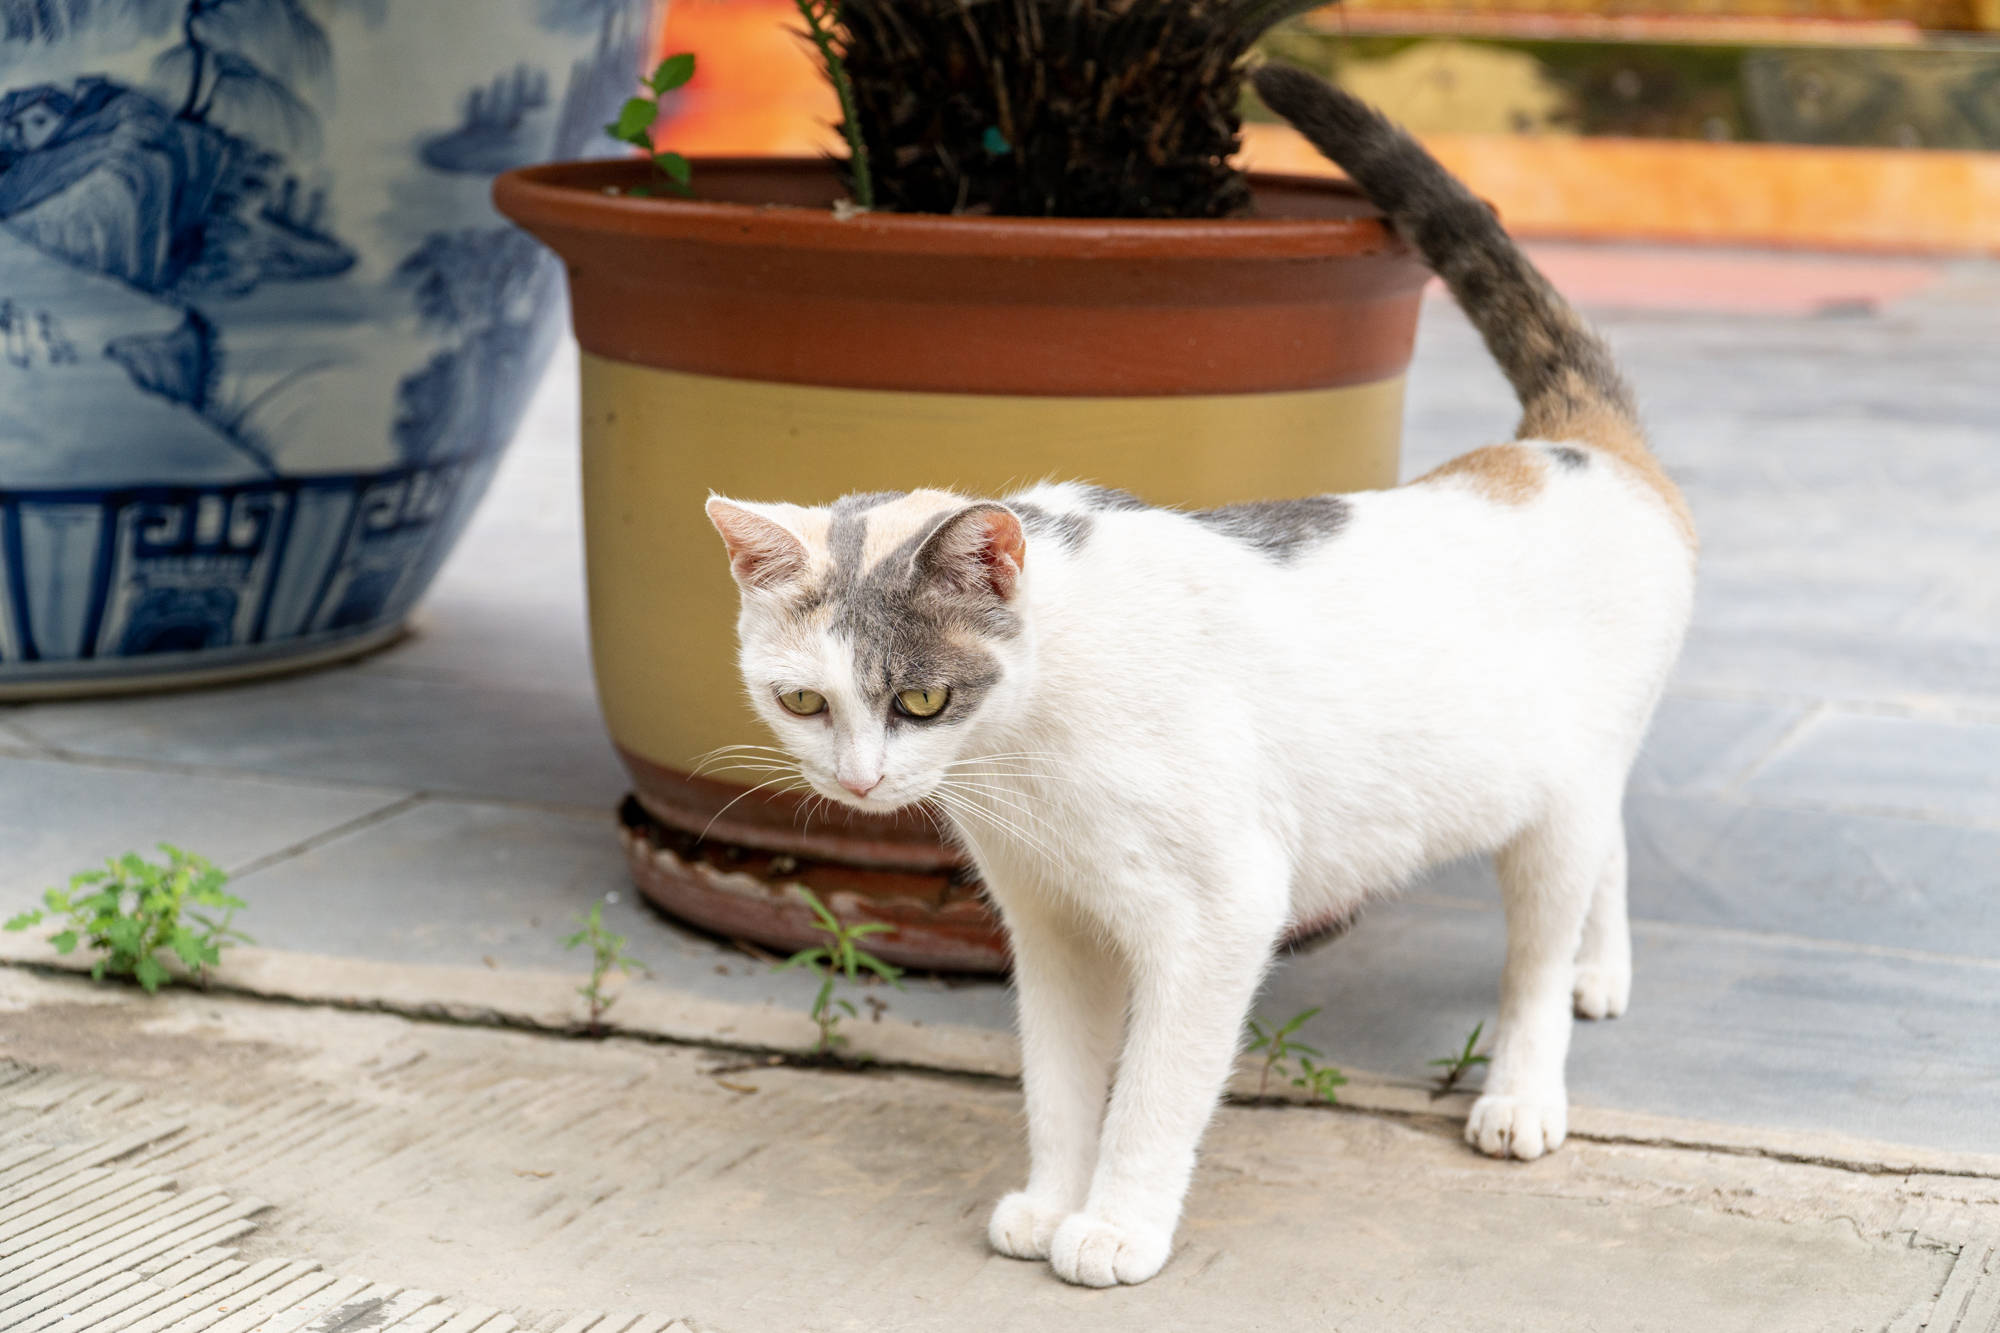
[706,497,809,591]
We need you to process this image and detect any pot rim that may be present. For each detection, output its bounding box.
[494,155,1407,262]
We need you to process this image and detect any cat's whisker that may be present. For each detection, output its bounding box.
[691,751,800,779]
[699,772,814,842]
[937,778,1059,828]
[932,782,1053,848]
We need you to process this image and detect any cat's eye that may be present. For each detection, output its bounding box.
[779,689,826,716]
[894,687,950,719]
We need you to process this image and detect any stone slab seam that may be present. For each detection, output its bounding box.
[7,941,1999,1186]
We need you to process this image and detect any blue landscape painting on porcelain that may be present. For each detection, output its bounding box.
[0,0,657,688]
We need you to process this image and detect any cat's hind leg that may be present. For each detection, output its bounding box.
[1466,795,1619,1161]
[987,892,1126,1262]
[1572,823,1631,1020]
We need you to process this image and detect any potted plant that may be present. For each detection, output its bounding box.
[0,0,665,699]
[494,0,1431,971]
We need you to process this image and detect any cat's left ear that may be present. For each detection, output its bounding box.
[913,503,1027,600]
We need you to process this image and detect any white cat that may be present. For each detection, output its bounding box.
[703,67,1695,1289]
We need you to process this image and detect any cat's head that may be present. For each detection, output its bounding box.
[705,489,1034,813]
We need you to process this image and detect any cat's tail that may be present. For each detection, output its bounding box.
[1252,65,1656,474]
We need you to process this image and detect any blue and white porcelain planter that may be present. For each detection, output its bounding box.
[0,0,661,696]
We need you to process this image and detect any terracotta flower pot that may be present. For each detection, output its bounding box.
[494,157,1430,972]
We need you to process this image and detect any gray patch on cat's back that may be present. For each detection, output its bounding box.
[1079,485,1150,512]
[1549,446,1589,471]
[1190,496,1351,562]
[1011,502,1093,553]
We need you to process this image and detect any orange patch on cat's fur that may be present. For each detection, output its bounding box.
[1419,389,1698,553]
[1533,400,1697,550]
[1417,444,1546,506]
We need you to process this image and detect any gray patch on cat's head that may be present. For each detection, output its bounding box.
[1010,502,1093,553]
[1548,446,1588,471]
[1189,496,1351,562]
[1078,485,1150,512]
[826,491,906,582]
[815,505,1019,727]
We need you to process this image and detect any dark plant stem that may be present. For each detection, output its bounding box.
[794,0,874,208]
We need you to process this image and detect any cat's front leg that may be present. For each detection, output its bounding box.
[1467,805,1618,1160]
[987,892,1125,1261]
[1048,872,1287,1288]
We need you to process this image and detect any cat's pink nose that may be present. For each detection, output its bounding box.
[840,774,881,798]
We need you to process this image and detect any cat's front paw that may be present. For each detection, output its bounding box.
[1572,964,1630,1020]
[1048,1213,1171,1287]
[1466,1092,1567,1160]
[988,1191,1066,1260]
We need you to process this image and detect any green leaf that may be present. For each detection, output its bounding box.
[649,52,696,93]
[836,998,856,1017]
[801,891,841,936]
[104,917,144,953]
[652,150,692,186]
[168,929,207,970]
[626,183,656,197]
[610,96,657,142]
[1277,1008,1320,1037]
[775,947,829,973]
[4,909,43,931]
[855,953,903,987]
[49,930,78,954]
[134,955,169,994]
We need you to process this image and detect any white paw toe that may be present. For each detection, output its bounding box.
[988,1192,1066,1260]
[1049,1213,1171,1287]
[1466,1093,1568,1161]
[1572,965,1631,1020]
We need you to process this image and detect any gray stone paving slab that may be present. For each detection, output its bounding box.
[1255,897,2000,1157]
[227,800,635,970]
[4,669,625,812]
[0,755,405,903]
[1674,623,2000,710]
[1744,712,2000,824]
[1624,792,2000,952]
[1630,694,1809,794]
[1347,792,2000,959]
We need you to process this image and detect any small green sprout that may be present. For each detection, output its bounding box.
[563,900,646,1033]
[605,52,697,196]
[1428,1020,1492,1099]
[775,887,903,1055]
[1246,1006,1322,1097]
[1291,1054,1349,1105]
[4,845,249,993]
